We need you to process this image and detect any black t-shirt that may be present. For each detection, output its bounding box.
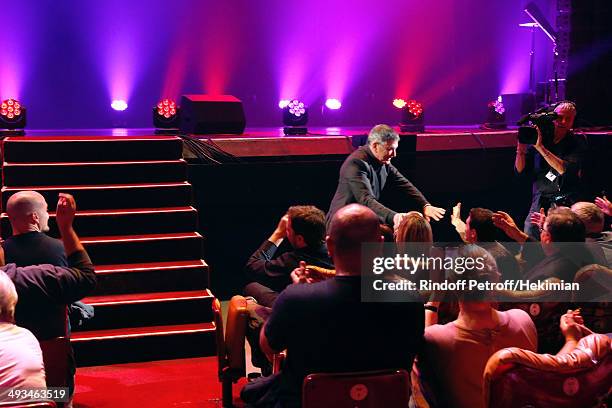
[523,131,587,197]
[265,276,424,405]
[3,231,68,267]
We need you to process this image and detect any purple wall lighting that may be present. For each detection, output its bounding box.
[2,0,555,129]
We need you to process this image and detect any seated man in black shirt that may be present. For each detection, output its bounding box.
[244,204,424,407]
[2,193,97,402]
[3,190,67,267]
[244,205,333,307]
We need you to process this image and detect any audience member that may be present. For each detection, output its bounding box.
[464,207,520,280]
[415,244,591,408]
[0,270,46,400]
[493,208,594,281]
[3,191,94,329]
[3,193,97,400]
[242,204,424,407]
[3,191,68,266]
[244,206,333,307]
[571,201,611,266]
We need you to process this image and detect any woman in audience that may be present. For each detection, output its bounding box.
[0,270,46,400]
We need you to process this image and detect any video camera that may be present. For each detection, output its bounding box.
[517,106,558,144]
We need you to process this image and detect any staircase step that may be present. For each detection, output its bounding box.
[2,160,187,186]
[1,207,199,239]
[93,260,209,295]
[71,323,217,366]
[2,136,183,163]
[76,290,214,332]
[1,182,192,211]
[81,232,203,265]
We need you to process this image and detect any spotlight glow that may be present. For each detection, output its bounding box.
[278,100,290,109]
[393,98,407,109]
[489,96,505,115]
[111,100,128,111]
[325,98,342,110]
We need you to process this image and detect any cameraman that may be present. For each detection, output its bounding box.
[515,101,587,238]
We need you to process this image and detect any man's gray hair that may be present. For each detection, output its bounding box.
[0,270,18,323]
[367,124,400,145]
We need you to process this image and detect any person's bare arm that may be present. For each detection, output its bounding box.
[56,193,84,255]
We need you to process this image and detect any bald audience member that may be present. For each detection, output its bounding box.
[0,270,46,400]
[243,204,424,407]
[4,191,68,267]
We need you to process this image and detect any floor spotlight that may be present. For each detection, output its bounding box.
[282,99,308,135]
[153,98,180,132]
[482,96,507,129]
[0,98,26,134]
[325,98,342,110]
[397,99,424,132]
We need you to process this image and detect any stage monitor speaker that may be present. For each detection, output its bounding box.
[179,95,246,134]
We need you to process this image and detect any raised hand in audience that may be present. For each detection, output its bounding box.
[268,214,289,246]
[557,308,594,355]
[290,261,308,284]
[450,202,467,242]
[492,211,529,243]
[529,207,546,232]
[595,196,612,217]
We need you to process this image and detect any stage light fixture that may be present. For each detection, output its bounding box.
[278,100,290,109]
[282,99,308,135]
[153,98,180,131]
[482,96,507,129]
[111,100,128,111]
[0,98,26,132]
[399,99,424,132]
[325,98,342,110]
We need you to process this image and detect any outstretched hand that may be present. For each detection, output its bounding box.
[595,196,612,216]
[423,205,446,222]
[492,211,528,243]
[529,207,546,232]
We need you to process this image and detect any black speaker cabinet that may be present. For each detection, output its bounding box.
[179,95,246,134]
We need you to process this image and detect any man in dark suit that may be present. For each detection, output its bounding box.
[326,124,445,230]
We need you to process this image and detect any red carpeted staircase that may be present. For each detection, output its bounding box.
[1,136,217,367]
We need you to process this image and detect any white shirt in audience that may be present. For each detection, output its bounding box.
[0,322,46,395]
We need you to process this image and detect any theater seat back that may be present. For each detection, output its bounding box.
[484,333,612,408]
[302,369,410,408]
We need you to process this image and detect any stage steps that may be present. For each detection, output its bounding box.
[1,136,217,366]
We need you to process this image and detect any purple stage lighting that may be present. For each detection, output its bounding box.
[278,100,290,109]
[482,96,507,129]
[325,98,341,110]
[0,98,26,131]
[288,100,306,117]
[111,99,128,111]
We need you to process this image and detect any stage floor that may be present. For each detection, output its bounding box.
[12,125,523,157]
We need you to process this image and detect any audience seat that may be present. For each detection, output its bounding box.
[483,333,612,408]
[214,296,249,408]
[0,402,57,408]
[39,337,71,389]
[302,369,410,408]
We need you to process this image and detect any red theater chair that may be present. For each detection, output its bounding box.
[483,333,612,408]
[214,296,249,408]
[0,402,57,407]
[302,369,411,408]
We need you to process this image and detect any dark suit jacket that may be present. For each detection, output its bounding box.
[326,146,428,226]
